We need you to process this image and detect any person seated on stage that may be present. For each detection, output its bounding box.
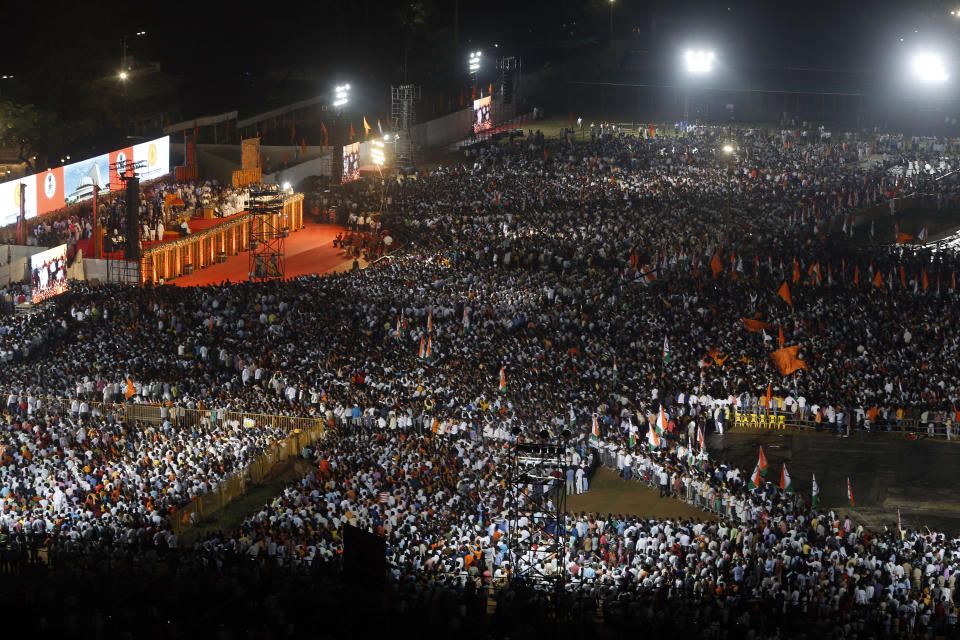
[180,219,191,236]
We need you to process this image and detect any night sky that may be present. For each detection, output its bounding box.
[1,0,957,130]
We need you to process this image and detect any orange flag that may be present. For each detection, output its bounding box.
[321,121,328,146]
[873,271,883,289]
[741,318,772,332]
[363,116,371,137]
[770,345,808,376]
[125,379,135,399]
[778,282,792,307]
[854,265,860,286]
[899,265,907,289]
[349,123,355,141]
[765,383,772,410]
[896,232,914,244]
[711,254,724,278]
[922,269,929,292]
[778,325,785,348]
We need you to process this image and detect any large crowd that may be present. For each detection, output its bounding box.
[0,123,958,637]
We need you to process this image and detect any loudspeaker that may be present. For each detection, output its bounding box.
[124,177,140,261]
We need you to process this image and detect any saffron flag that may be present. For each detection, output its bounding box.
[741,318,772,332]
[349,123,355,141]
[758,445,769,476]
[765,383,772,411]
[778,325,785,348]
[778,282,792,307]
[896,232,914,244]
[499,367,506,393]
[770,345,808,376]
[426,335,432,359]
[780,464,794,491]
[873,271,883,289]
[711,254,723,278]
[847,477,855,510]
[363,117,371,136]
[811,473,820,507]
[125,379,135,399]
[427,310,433,333]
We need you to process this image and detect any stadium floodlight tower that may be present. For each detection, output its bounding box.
[469,50,482,96]
[682,48,716,122]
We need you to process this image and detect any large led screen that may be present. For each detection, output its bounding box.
[473,95,492,133]
[30,243,68,304]
[342,142,360,183]
[0,135,170,230]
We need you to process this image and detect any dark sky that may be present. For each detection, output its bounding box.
[2,0,957,114]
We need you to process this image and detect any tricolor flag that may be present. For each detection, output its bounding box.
[757,445,769,476]
[499,367,506,393]
[662,337,672,364]
[812,473,820,507]
[629,432,636,449]
[426,335,432,359]
[647,423,660,450]
[612,358,618,381]
[396,315,402,340]
[749,462,763,489]
[919,226,928,244]
[656,406,667,433]
[591,414,600,439]
[427,310,433,333]
[847,477,855,510]
[780,464,794,492]
[418,337,425,358]
[697,425,705,451]
[463,307,470,329]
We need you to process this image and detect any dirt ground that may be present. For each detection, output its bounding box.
[567,467,715,522]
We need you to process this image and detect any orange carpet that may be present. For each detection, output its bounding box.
[170,223,354,287]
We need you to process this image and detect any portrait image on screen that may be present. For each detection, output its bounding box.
[30,244,68,304]
[342,142,360,183]
[473,96,492,133]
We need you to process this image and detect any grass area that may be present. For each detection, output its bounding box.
[567,467,714,522]
[178,458,315,547]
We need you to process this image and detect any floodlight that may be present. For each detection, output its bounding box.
[334,84,350,107]
[685,49,715,74]
[913,54,949,84]
[469,51,482,73]
[119,71,128,80]
[722,144,733,154]
[371,139,386,166]
[282,182,291,191]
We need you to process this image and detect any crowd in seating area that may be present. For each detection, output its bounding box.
[0,123,959,637]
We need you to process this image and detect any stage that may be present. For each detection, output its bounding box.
[169,222,357,287]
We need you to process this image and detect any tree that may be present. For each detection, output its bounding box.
[0,101,93,173]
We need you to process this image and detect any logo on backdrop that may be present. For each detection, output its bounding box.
[13,184,20,208]
[44,173,56,199]
[148,143,157,167]
[116,151,127,175]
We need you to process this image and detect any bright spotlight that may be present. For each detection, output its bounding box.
[282,182,291,191]
[469,51,482,73]
[119,71,128,80]
[334,84,350,107]
[371,139,386,166]
[722,144,733,154]
[913,54,949,84]
[685,49,715,74]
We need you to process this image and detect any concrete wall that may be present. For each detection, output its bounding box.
[83,259,140,284]
[263,152,334,186]
[0,258,28,287]
[410,108,475,150]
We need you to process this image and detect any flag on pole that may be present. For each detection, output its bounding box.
[757,445,769,476]
[647,423,660,450]
[780,464,794,492]
[426,335,432,359]
[629,432,636,449]
[612,358,618,381]
[697,425,705,451]
[125,379,136,399]
[427,310,433,333]
[847,477,855,510]
[812,473,820,507]
[591,414,600,439]
[778,281,792,307]
[765,383,772,411]
[919,226,928,244]
[749,462,763,489]
[363,117,371,136]
[662,337,672,364]
[396,316,402,340]
[499,367,507,393]
[418,337,425,358]
[462,307,470,329]
[656,406,667,433]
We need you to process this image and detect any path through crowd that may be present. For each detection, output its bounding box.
[566,467,711,522]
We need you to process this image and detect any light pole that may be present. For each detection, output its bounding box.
[683,49,715,122]
[609,0,614,42]
[469,50,482,99]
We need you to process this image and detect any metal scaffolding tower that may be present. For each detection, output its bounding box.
[247,185,286,281]
[390,84,421,169]
[506,429,569,590]
[494,56,522,125]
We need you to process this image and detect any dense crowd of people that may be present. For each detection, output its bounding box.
[0,123,957,637]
